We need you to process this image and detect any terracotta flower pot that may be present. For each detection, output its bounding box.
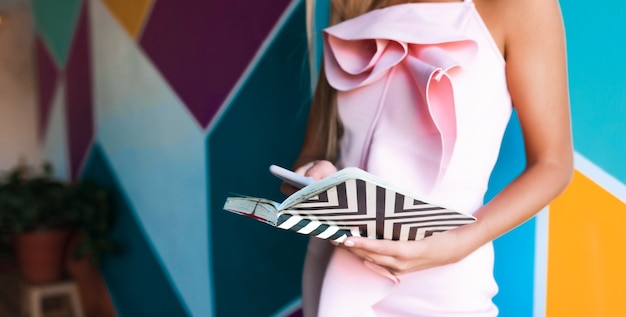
[15,229,70,284]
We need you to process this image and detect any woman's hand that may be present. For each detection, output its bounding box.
[295,160,337,179]
[280,160,337,196]
[337,229,471,277]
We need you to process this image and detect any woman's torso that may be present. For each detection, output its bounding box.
[315,2,509,315]
[325,0,512,213]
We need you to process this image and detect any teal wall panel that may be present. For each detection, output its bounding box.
[31,0,82,67]
[207,1,312,316]
[81,144,190,317]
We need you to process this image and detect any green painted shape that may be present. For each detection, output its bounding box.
[31,0,83,67]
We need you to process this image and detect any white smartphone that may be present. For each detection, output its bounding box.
[269,164,315,189]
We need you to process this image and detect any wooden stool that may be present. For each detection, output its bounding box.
[21,280,84,317]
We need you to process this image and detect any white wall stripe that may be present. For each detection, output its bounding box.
[574,152,626,204]
[533,207,549,317]
[42,79,70,181]
[270,297,302,317]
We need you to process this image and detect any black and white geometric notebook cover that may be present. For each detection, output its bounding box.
[224,167,476,242]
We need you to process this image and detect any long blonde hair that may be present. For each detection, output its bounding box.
[306,0,389,161]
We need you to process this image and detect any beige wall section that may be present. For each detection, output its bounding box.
[0,2,41,172]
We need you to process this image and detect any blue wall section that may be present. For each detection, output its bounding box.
[207,1,312,316]
[81,144,190,317]
[485,109,533,316]
[561,1,626,184]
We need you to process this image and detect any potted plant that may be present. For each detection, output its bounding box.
[0,162,116,284]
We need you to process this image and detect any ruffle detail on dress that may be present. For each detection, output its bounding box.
[323,4,478,186]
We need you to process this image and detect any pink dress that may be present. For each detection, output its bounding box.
[303,0,512,316]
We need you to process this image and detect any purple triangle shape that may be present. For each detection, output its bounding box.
[35,35,59,139]
[65,1,94,180]
[139,0,291,128]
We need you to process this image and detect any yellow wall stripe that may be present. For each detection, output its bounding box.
[547,170,626,316]
[101,0,153,38]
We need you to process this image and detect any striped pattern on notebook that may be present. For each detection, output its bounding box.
[278,178,476,241]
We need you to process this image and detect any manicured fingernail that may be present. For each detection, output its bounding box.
[344,240,355,247]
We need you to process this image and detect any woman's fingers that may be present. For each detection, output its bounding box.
[343,236,398,256]
[294,160,337,180]
[340,230,467,274]
[340,237,416,274]
[281,160,337,195]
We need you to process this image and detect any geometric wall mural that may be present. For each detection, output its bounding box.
[89,0,210,314]
[82,144,190,317]
[32,0,626,316]
[35,0,307,316]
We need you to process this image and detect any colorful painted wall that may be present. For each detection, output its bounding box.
[32,0,624,316]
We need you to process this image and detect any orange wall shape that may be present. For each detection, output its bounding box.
[547,170,626,317]
[101,0,153,38]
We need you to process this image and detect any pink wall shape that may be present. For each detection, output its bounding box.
[139,0,291,128]
[65,1,94,179]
